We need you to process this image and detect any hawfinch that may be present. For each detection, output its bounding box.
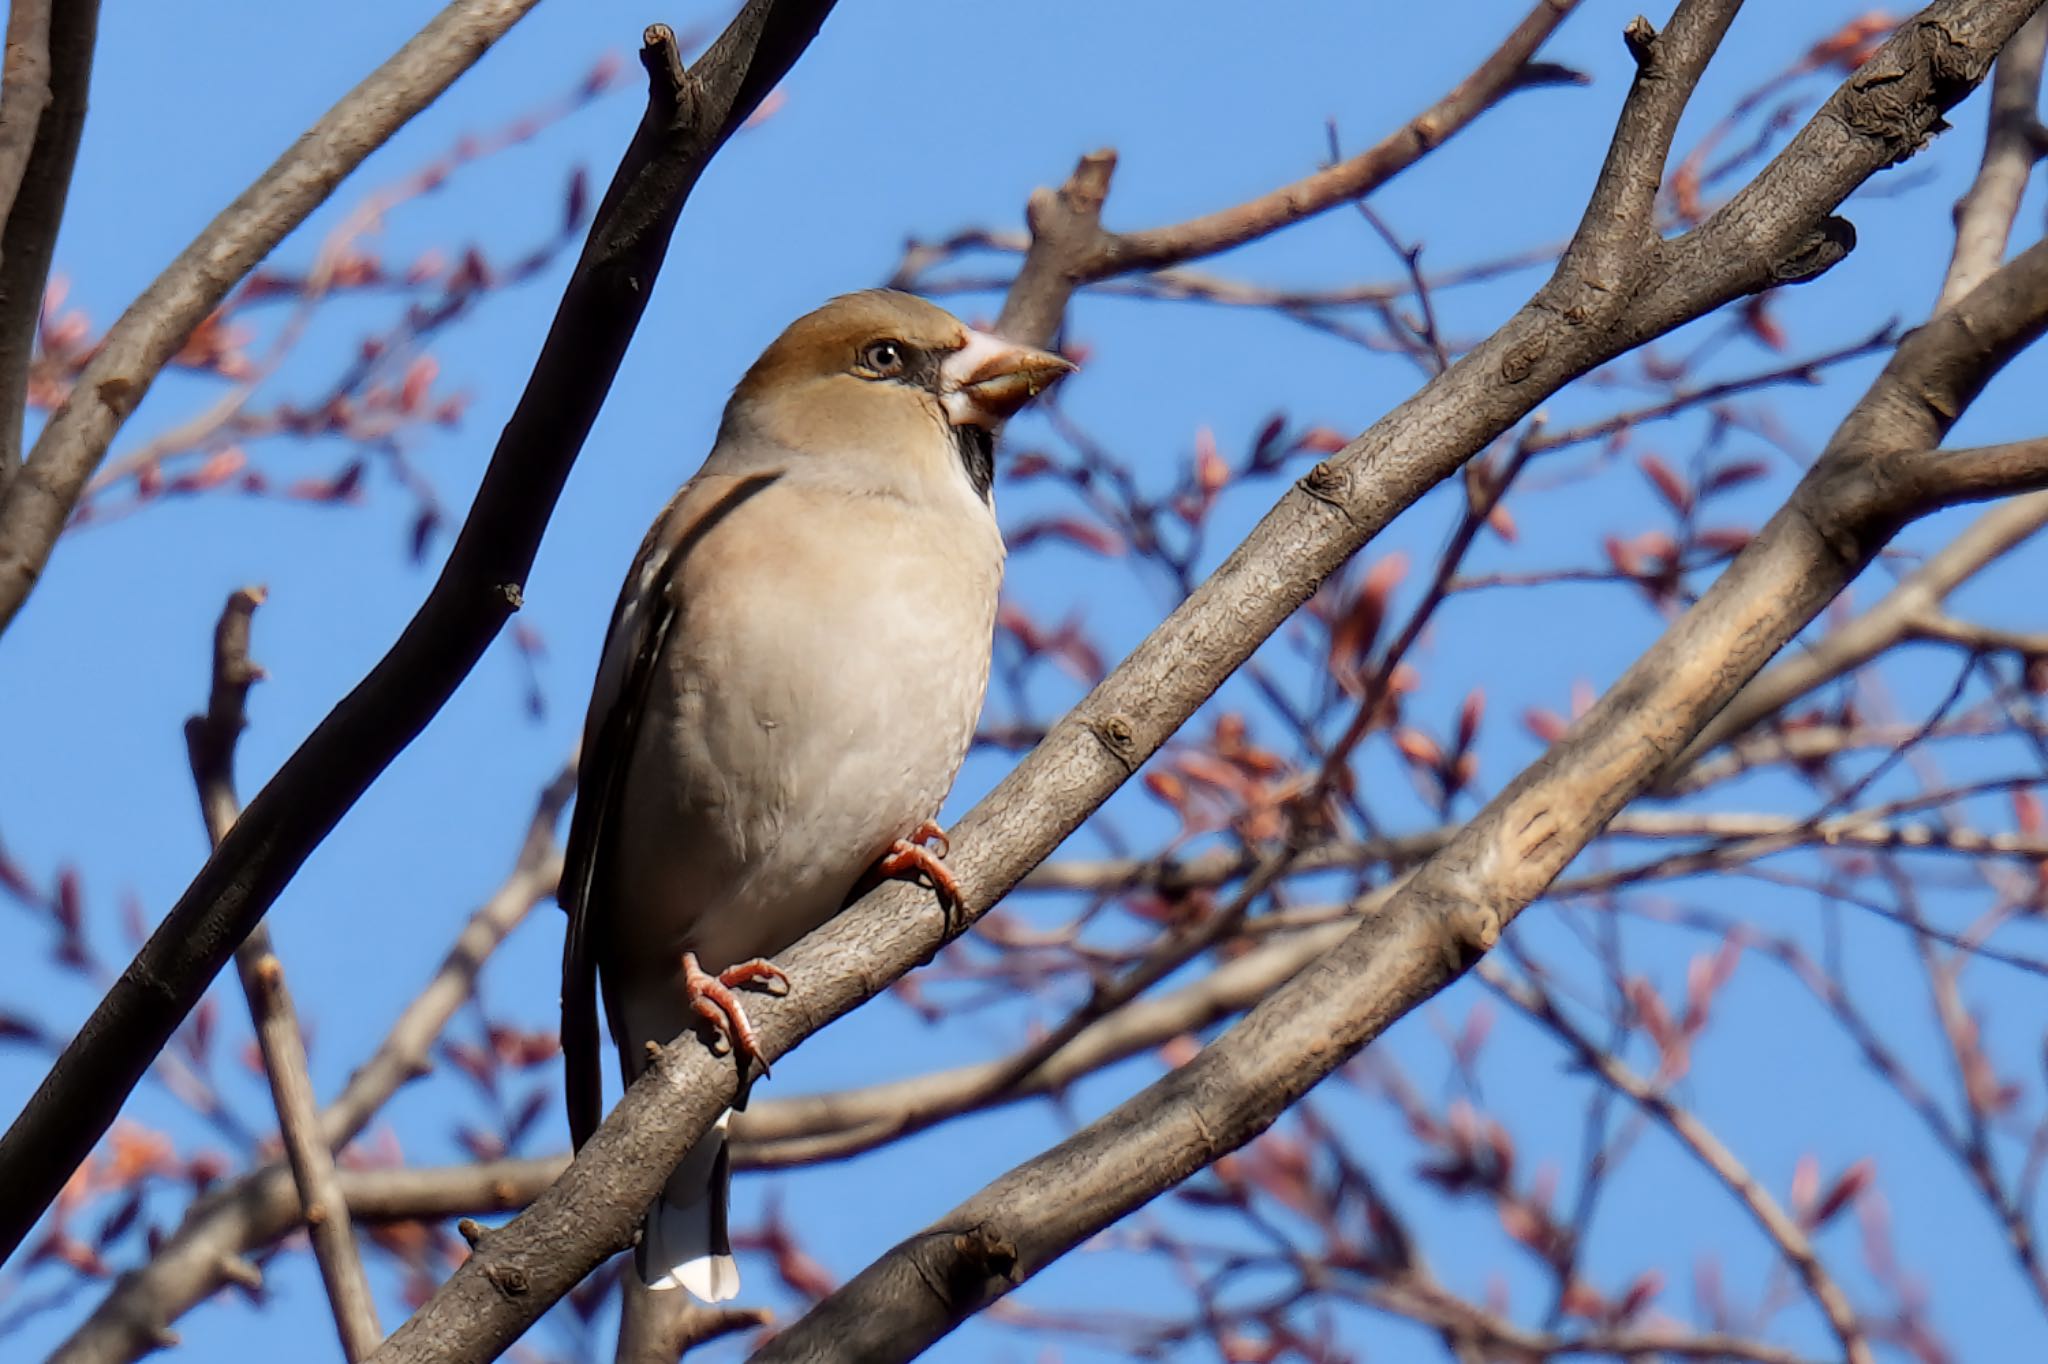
[560,290,1072,1301]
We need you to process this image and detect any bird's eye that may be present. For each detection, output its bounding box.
[860,339,908,377]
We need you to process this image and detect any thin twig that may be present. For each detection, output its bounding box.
[183,589,383,1359]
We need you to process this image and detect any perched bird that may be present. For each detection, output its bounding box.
[560,290,1073,1302]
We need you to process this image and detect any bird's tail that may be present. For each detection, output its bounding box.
[636,1108,739,1301]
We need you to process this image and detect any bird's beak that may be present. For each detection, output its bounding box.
[940,329,1076,428]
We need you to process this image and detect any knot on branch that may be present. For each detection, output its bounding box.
[639,23,699,122]
[1839,19,1989,168]
[1770,216,1856,286]
[1085,710,1139,772]
[1621,16,1658,71]
[1024,149,1118,275]
[1412,880,1502,977]
[913,1221,1021,1306]
[484,1259,531,1298]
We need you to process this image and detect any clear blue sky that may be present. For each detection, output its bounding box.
[5,2,2047,1359]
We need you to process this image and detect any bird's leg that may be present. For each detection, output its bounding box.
[868,819,961,912]
[681,952,789,1082]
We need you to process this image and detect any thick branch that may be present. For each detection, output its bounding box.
[0,1,53,277]
[0,0,94,480]
[367,2,2048,1354]
[183,589,382,1361]
[0,5,836,1266]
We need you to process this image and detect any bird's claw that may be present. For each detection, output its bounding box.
[681,952,788,1080]
[872,819,961,914]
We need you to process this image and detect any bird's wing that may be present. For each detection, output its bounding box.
[560,469,784,1151]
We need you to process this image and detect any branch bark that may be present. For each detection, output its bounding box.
[371,1,2048,1356]
[184,588,383,1361]
[0,0,94,482]
[0,2,837,1267]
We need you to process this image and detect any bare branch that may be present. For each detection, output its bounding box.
[1942,10,2048,304]
[0,0,93,480]
[1485,966,1871,1362]
[617,1279,770,1364]
[0,3,838,1264]
[183,588,382,1361]
[0,1,53,271]
[738,16,2048,1358]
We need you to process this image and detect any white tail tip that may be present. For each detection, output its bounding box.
[646,1252,741,1302]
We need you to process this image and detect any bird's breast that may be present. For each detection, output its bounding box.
[607,483,1001,975]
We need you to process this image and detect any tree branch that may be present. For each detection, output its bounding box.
[183,588,383,1361]
[1671,488,2048,771]
[0,0,94,482]
[1941,10,2048,305]
[0,1,54,282]
[1484,966,1871,1363]
[0,1,837,1267]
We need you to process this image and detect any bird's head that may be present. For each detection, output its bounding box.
[720,290,1074,502]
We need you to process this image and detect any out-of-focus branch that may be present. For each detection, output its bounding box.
[381,5,2045,1354]
[49,770,566,1364]
[616,1279,769,1364]
[1020,804,2048,897]
[1485,965,1870,1362]
[0,0,94,480]
[992,0,1586,346]
[182,588,382,1361]
[0,2,837,1267]
[1942,10,2048,304]
[1670,488,2048,774]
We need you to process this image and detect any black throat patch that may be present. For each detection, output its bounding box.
[951,422,995,501]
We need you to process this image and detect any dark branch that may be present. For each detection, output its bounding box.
[0,0,95,480]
